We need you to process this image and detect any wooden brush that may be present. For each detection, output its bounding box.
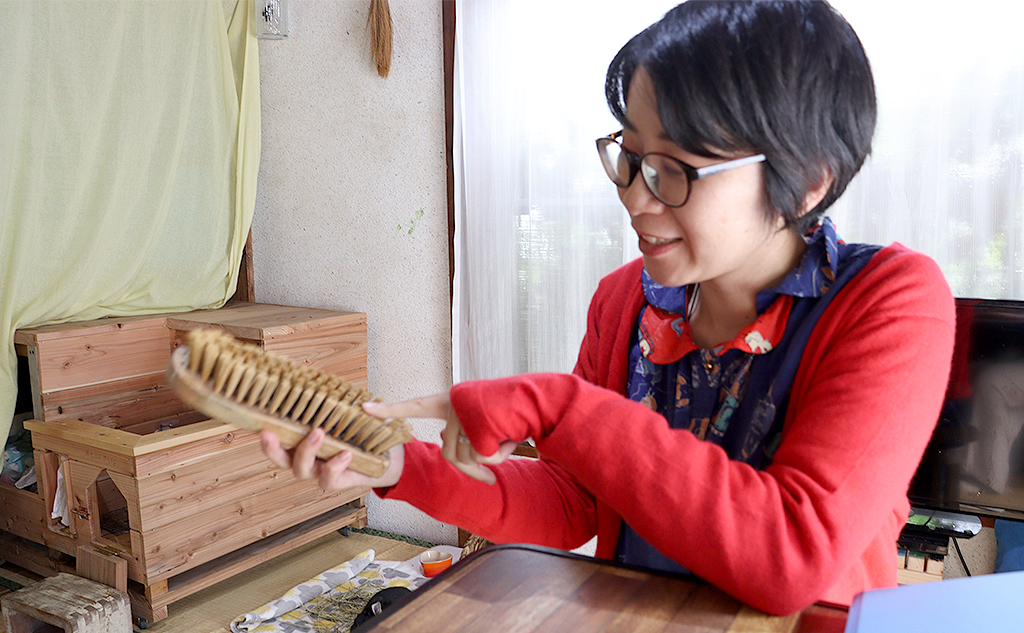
[166,328,411,478]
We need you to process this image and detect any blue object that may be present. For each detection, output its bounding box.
[844,570,1024,632]
[994,519,1024,573]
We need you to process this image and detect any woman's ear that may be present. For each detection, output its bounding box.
[800,171,835,218]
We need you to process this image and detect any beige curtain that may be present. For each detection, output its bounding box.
[0,0,261,440]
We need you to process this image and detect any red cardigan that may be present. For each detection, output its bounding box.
[379,243,955,614]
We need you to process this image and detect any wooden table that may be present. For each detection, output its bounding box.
[359,544,847,633]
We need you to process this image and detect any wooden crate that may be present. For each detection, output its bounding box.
[2,302,372,626]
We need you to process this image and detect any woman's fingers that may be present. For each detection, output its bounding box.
[450,439,519,484]
[363,390,518,486]
[479,440,521,465]
[362,394,450,420]
[260,424,405,491]
[318,450,358,489]
[260,429,291,469]
[441,413,520,485]
[439,408,463,464]
[292,427,326,480]
[452,460,497,485]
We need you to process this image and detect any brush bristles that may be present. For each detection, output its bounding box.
[367,0,392,78]
[185,328,411,456]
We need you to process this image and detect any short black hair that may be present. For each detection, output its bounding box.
[605,0,876,232]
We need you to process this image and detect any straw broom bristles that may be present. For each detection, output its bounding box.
[367,0,393,78]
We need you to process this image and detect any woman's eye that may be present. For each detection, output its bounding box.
[648,155,684,178]
[620,144,641,158]
[660,161,685,177]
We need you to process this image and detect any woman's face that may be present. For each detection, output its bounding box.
[619,69,797,291]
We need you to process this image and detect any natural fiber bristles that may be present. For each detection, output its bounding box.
[185,328,411,456]
[367,0,392,78]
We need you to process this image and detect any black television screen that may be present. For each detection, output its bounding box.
[908,298,1024,521]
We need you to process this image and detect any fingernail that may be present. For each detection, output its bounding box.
[310,427,325,441]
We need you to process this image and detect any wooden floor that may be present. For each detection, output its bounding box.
[0,530,430,633]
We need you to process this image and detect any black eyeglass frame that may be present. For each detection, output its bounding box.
[595,130,767,207]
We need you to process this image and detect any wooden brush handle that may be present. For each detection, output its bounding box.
[167,346,389,478]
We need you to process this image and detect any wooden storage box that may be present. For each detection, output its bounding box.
[1,302,372,626]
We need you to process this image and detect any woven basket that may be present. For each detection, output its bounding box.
[460,534,493,559]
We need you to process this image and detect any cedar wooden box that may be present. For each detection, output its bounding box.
[1,302,372,625]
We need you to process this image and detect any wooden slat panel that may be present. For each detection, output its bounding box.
[263,319,368,387]
[27,418,140,458]
[133,425,260,475]
[33,450,60,529]
[168,308,368,385]
[37,371,191,427]
[27,430,138,477]
[107,471,142,535]
[39,521,77,557]
[29,320,171,394]
[117,411,208,437]
[230,230,255,303]
[66,459,105,541]
[135,434,366,532]
[0,483,46,541]
[14,314,169,346]
[140,483,368,582]
[151,504,366,609]
[0,530,75,578]
[25,345,43,420]
[76,544,129,593]
[165,303,362,339]
[121,529,147,583]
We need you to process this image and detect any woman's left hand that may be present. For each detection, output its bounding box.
[362,392,519,485]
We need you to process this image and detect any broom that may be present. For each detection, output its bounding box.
[367,0,393,78]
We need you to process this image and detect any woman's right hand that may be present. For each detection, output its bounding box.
[260,427,405,491]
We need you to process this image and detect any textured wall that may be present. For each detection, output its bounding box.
[252,0,454,545]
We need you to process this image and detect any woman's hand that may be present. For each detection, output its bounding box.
[363,392,519,485]
[260,427,405,491]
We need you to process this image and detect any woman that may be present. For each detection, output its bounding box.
[263,0,955,615]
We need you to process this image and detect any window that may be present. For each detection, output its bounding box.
[451,1,1024,380]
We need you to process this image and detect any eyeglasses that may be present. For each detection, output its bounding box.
[595,131,767,207]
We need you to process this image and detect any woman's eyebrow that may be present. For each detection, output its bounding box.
[619,117,674,143]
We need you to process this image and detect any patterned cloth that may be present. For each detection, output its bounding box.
[230,547,460,633]
[618,218,881,572]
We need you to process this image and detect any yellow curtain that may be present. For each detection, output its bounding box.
[0,0,260,440]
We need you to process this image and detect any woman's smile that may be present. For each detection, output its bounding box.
[637,232,682,257]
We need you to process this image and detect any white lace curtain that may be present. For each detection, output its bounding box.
[452,0,1024,382]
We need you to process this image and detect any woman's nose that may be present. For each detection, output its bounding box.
[620,174,663,217]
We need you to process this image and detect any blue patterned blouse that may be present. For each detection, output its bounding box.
[616,218,880,572]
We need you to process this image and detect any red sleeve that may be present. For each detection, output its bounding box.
[449,246,955,615]
[375,439,599,550]
[572,258,645,390]
[375,261,647,549]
